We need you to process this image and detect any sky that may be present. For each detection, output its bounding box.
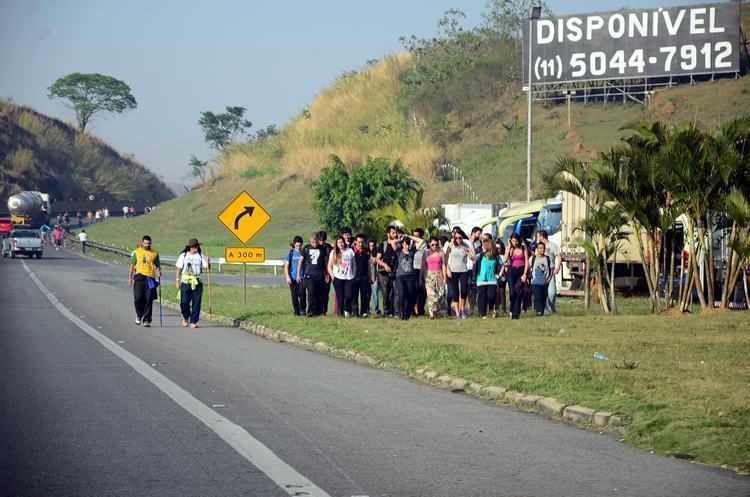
[0,0,713,185]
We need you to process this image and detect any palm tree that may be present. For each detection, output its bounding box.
[361,189,448,241]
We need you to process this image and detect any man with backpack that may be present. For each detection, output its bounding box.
[536,230,562,315]
[529,242,553,316]
[284,236,306,316]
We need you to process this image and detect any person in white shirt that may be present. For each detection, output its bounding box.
[78,230,88,253]
[327,235,355,317]
[175,238,209,328]
[536,230,562,315]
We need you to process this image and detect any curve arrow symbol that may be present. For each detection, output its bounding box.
[234,206,255,230]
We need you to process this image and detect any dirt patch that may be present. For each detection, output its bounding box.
[590,150,600,160]
[573,143,585,154]
[566,130,579,141]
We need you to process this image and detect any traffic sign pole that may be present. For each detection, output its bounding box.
[218,191,271,308]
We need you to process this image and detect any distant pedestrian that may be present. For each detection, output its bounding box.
[395,235,420,320]
[445,229,475,320]
[475,237,502,318]
[536,230,561,315]
[284,236,306,316]
[529,242,552,316]
[298,232,328,317]
[78,229,88,253]
[53,225,64,250]
[503,233,528,320]
[494,239,508,316]
[411,228,428,316]
[375,225,400,318]
[352,234,371,317]
[319,231,332,315]
[368,239,381,315]
[95,210,101,222]
[128,235,162,327]
[423,237,447,319]
[175,238,209,328]
[328,235,355,317]
[103,207,109,220]
[129,206,135,218]
[122,205,129,218]
[76,211,82,226]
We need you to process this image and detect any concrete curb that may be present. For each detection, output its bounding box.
[161,300,625,432]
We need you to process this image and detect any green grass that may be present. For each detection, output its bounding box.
[85,239,750,472]
[172,282,749,473]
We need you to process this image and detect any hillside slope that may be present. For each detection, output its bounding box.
[0,100,173,204]
[86,7,750,256]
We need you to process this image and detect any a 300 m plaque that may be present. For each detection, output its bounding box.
[523,2,740,85]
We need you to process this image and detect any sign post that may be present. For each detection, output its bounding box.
[218,191,271,306]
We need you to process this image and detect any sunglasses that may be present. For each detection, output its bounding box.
[430,243,438,247]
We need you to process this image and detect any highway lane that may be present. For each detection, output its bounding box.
[2,246,749,496]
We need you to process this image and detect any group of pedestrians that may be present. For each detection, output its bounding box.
[284,226,561,321]
[126,235,209,329]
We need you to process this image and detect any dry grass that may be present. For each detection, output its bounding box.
[223,54,441,181]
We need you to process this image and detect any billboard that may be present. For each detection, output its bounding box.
[523,2,741,85]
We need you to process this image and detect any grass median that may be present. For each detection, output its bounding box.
[85,248,749,472]
[166,282,749,473]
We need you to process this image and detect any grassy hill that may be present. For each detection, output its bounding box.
[85,6,750,257]
[0,99,173,205]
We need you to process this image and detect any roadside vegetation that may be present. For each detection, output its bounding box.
[153,280,749,473]
[0,99,173,204]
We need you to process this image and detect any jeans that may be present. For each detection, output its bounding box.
[80,241,86,253]
[532,284,548,315]
[396,274,418,320]
[371,280,380,313]
[477,284,497,317]
[353,277,371,315]
[379,272,395,316]
[506,266,524,319]
[289,280,306,316]
[545,277,557,315]
[180,282,203,324]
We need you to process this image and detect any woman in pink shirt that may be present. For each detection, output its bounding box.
[422,237,448,319]
[502,233,528,320]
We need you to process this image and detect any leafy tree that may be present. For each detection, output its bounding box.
[198,106,252,150]
[189,155,209,184]
[47,73,137,132]
[310,155,420,233]
[255,124,278,141]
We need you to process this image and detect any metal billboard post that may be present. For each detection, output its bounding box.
[526,6,542,203]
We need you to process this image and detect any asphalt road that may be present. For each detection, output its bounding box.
[1,246,748,497]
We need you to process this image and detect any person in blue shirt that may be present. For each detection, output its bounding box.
[284,236,306,316]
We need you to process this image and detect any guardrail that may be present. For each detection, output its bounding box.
[63,232,285,274]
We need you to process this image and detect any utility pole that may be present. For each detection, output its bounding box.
[526,6,542,202]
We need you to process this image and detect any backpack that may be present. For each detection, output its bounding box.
[529,255,551,279]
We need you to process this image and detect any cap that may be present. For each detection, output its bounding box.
[187,238,201,248]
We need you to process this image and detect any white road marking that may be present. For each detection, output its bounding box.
[22,260,332,497]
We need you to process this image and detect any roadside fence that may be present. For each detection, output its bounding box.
[62,232,285,274]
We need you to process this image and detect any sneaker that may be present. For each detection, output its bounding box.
[482,316,487,319]
[387,314,395,318]
[135,317,141,325]
[492,311,498,318]
[361,313,368,318]
[344,311,351,318]
[143,321,151,327]
[461,309,468,319]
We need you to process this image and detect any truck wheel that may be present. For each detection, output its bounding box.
[36,252,43,259]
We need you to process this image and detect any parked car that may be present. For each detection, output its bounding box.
[2,229,44,258]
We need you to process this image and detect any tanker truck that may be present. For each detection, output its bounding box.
[7,191,51,228]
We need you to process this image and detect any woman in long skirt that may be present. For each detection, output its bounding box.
[422,237,448,319]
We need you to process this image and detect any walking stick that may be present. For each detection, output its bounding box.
[207,254,213,323]
[158,276,163,327]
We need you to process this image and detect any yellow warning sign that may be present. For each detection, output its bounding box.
[218,191,271,244]
[225,246,266,263]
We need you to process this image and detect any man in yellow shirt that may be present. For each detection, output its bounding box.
[128,235,162,327]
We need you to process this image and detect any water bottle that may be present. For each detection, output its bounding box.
[593,353,607,360]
